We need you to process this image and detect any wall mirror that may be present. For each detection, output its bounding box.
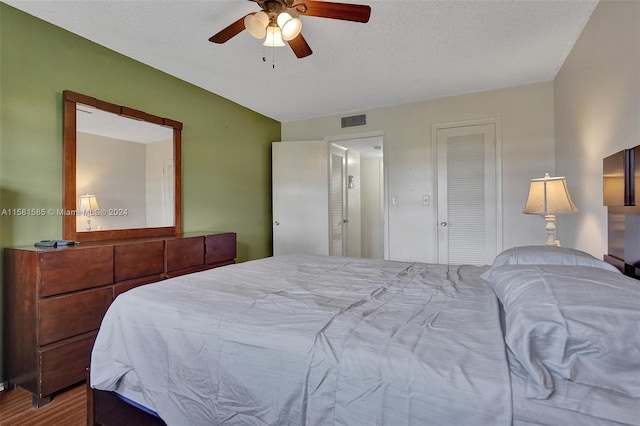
[63,90,182,242]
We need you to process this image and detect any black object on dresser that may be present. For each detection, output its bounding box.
[603,145,640,278]
[3,231,236,407]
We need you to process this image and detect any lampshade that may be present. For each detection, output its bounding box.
[245,11,269,39]
[523,173,577,215]
[277,12,302,41]
[79,194,99,213]
[263,26,285,47]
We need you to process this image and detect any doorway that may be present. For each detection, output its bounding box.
[271,136,386,259]
[332,135,385,259]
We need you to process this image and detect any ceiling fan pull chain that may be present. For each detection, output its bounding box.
[261,46,276,69]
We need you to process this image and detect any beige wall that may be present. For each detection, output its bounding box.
[77,134,174,231]
[283,82,555,262]
[554,0,640,257]
[76,132,147,230]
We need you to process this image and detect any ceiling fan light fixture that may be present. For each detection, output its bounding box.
[209,0,371,58]
[244,11,269,39]
[263,25,285,47]
[277,12,302,41]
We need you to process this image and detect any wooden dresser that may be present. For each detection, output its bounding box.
[3,231,236,407]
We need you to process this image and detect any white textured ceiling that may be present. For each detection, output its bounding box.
[5,0,598,123]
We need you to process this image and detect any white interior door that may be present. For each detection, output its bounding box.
[436,123,499,265]
[272,141,329,256]
[330,144,347,256]
[345,149,361,258]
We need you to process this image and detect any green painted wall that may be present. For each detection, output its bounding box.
[0,3,279,382]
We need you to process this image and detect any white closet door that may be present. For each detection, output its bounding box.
[437,123,498,265]
[330,144,347,256]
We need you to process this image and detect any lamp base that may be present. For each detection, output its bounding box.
[544,215,560,247]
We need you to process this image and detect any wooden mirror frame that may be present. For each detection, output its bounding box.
[62,90,182,242]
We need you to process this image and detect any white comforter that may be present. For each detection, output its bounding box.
[91,255,511,425]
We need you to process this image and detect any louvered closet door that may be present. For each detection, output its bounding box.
[437,123,497,265]
[330,144,347,256]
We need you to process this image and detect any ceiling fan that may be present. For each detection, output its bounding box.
[209,0,371,58]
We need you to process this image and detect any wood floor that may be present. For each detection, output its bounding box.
[0,383,86,426]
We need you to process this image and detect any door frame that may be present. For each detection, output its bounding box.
[431,117,503,263]
[325,131,388,260]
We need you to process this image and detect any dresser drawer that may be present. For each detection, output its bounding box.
[40,332,96,396]
[39,288,112,346]
[206,233,236,264]
[39,246,114,297]
[166,236,205,272]
[115,240,164,282]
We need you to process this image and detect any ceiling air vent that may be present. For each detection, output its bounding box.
[341,114,366,128]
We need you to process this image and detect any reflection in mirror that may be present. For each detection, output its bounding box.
[63,90,182,242]
[75,105,174,232]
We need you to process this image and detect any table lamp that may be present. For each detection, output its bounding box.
[523,173,577,246]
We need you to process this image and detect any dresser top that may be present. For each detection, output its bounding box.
[6,231,235,252]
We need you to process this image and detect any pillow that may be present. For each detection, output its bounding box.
[489,245,620,273]
[483,264,640,400]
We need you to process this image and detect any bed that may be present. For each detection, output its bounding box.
[88,246,639,425]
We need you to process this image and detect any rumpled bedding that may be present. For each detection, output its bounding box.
[91,254,511,425]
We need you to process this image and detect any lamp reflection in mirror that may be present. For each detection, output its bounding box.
[79,194,99,231]
[523,173,577,247]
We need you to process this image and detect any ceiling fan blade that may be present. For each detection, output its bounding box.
[209,14,250,43]
[288,33,313,58]
[294,1,371,23]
